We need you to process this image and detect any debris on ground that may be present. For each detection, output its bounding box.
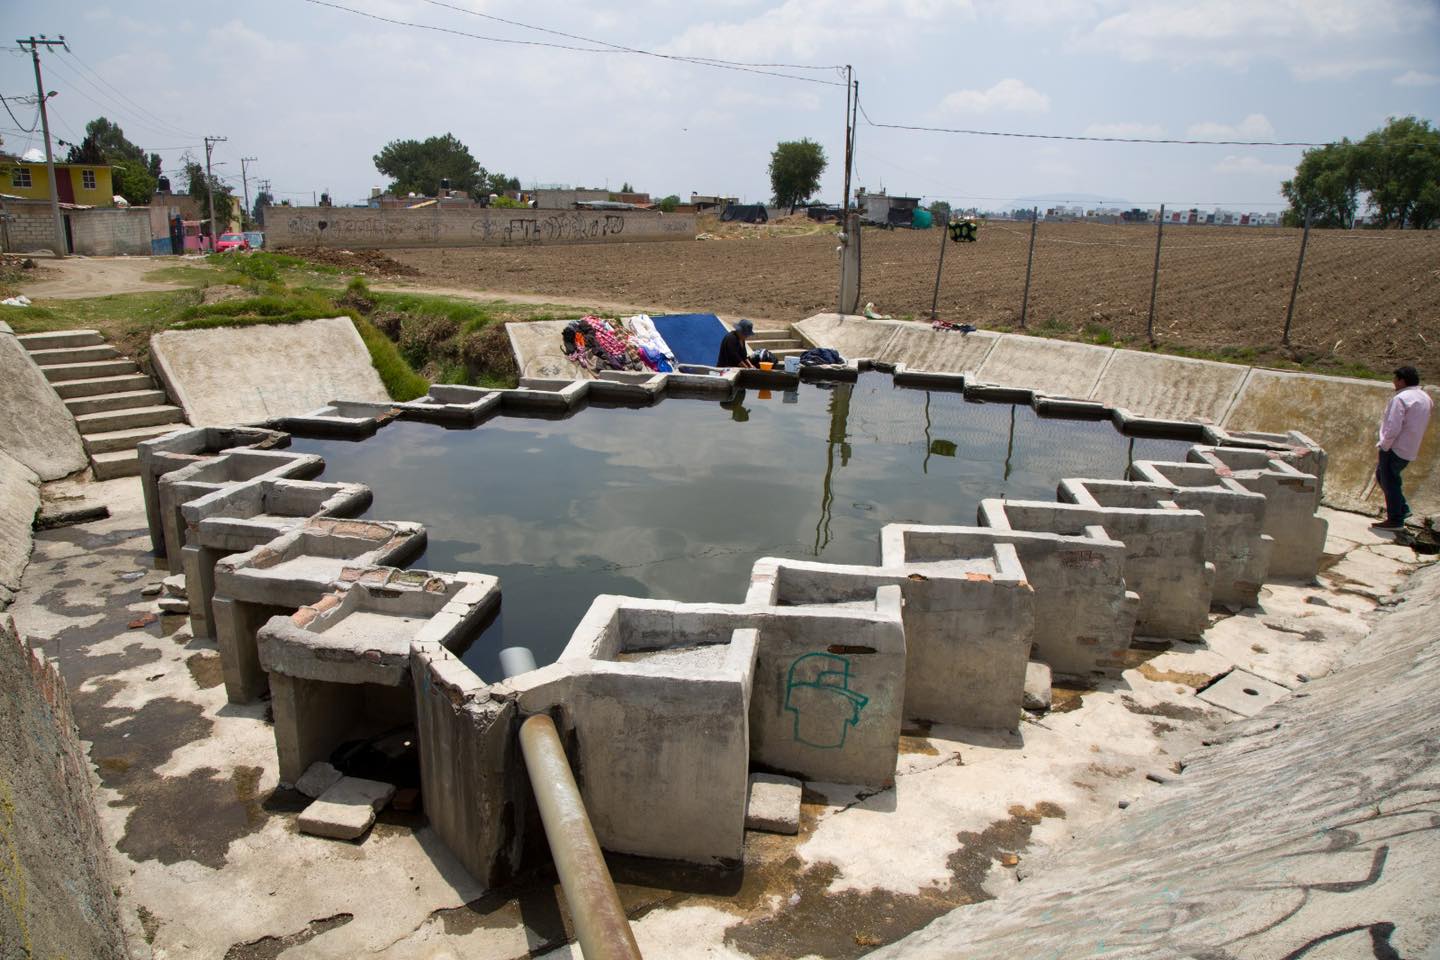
[288,247,422,278]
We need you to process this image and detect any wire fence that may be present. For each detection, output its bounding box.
[856,215,1440,375]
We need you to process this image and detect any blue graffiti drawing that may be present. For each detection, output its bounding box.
[784,652,869,749]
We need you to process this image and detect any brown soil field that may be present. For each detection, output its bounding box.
[385,219,1440,378]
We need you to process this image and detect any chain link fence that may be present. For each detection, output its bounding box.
[855,216,1440,375]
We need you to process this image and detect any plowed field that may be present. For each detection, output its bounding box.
[386,219,1440,377]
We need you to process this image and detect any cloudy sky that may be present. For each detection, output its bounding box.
[1,0,1436,211]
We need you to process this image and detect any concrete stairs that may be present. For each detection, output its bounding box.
[749,325,807,361]
[17,330,186,480]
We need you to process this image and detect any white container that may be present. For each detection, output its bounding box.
[784,356,800,374]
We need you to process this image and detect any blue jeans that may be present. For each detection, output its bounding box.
[1376,448,1411,522]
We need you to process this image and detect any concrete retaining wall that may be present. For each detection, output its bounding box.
[0,322,89,480]
[150,316,389,427]
[263,205,695,250]
[795,313,1437,517]
[0,615,127,959]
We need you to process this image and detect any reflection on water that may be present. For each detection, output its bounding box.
[288,373,1194,680]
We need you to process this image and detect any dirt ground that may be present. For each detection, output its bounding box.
[386,220,1440,377]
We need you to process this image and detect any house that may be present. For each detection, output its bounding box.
[0,155,115,207]
[856,190,921,226]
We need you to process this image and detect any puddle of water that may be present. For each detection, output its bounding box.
[289,373,1192,680]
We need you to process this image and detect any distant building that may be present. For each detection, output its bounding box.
[690,193,739,212]
[856,190,920,226]
[0,155,114,207]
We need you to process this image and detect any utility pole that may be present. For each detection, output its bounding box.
[203,135,227,250]
[257,179,272,227]
[240,156,256,229]
[17,35,68,257]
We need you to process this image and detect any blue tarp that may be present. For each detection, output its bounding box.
[651,313,730,366]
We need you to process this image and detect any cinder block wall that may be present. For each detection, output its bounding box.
[263,204,697,250]
[1,208,60,252]
[70,208,154,256]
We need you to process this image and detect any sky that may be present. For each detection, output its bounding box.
[1,0,1437,212]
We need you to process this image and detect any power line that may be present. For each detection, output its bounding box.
[42,53,197,142]
[0,94,38,132]
[302,0,845,87]
[413,0,842,71]
[856,100,1333,148]
[59,48,201,139]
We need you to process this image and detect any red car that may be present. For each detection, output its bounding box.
[215,233,251,253]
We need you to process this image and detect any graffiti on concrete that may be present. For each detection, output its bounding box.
[784,652,868,749]
[271,207,692,249]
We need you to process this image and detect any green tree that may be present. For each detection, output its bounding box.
[374,133,485,196]
[182,155,235,231]
[928,200,952,222]
[483,172,520,196]
[769,139,827,210]
[1283,117,1440,229]
[656,194,681,213]
[621,181,634,193]
[65,117,160,205]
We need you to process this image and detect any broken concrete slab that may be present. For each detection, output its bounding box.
[1196,668,1290,717]
[1023,662,1052,712]
[746,773,802,835]
[295,761,343,799]
[162,574,186,598]
[297,776,396,840]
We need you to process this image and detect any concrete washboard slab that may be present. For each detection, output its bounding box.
[507,319,588,381]
[1090,351,1248,424]
[975,334,1114,400]
[150,317,390,427]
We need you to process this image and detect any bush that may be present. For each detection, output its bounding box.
[397,315,461,371]
[353,316,428,401]
[459,324,517,382]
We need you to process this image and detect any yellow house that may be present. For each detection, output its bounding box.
[0,156,114,207]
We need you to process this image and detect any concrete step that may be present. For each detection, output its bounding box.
[750,339,804,351]
[74,405,184,435]
[64,389,168,416]
[751,329,795,341]
[771,348,808,359]
[16,329,104,350]
[91,449,142,481]
[83,424,183,456]
[52,373,155,399]
[28,344,121,366]
[43,359,140,382]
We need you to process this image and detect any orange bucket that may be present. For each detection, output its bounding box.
[758,361,774,371]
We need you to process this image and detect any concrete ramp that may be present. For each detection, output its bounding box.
[879,326,999,373]
[151,317,389,428]
[1223,369,1440,514]
[976,334,1114,399]
[0,322,88,480]
[507,320,590,380]
[795,313,901,360]
[1090,351,1248,424]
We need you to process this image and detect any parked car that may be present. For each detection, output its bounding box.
[243,231,265,250]
[215,233,251,253]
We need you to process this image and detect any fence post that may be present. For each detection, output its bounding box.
[1019,206,1038,329]
[928,216,949,321]
[1282,211,1311,346]
[1146,203,1165,345]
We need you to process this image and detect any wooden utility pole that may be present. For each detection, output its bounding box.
[240,156,257,229]
[17,35,67,257]
[203,135,227,249]
[1146,204,1165,344]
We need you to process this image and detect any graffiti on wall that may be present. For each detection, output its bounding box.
[272,208,694,249]
[784,652,869,749]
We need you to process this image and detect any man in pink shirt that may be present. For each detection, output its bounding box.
[1374,365,1433,529]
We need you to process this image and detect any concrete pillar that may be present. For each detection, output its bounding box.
[269,672,365,786]
[838,212,861,315]
[181,543,222,640]
[213,597,277,703]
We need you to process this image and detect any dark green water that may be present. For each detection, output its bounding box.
[288,373,1193,680]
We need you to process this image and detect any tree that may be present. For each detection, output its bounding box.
[374,133,486,197]
[656,194,681,213]
[65,117,160,205]
[928,200,952,222]
[483,172,520,196]
[621,181,634,193]
[1282,116,1440,229]
[182,155,235,232]
[252,189,273,226]
[769,139,827,210]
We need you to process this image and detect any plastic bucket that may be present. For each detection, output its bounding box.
[784,356,800,374]
[759,361,773,371]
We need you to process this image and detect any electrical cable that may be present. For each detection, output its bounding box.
[60,48,202,139]
[0,95,38,133]
[413,0,842,70]
[43,54,198,142]
[302,0,845,86]
[856,99,1333,148]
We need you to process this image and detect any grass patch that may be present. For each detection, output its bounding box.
[353,315,429,400]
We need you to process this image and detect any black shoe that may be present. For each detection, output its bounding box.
[1371,519,1404,529]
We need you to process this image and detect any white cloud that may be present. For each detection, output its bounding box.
[1083,121,1166,138]
[1213,154,1296,177]
[1291,57,1400,81]
[1186,114,1276,140]
[664,0,975,61]
[940,78,1050,114]
[1394,69,1440,86]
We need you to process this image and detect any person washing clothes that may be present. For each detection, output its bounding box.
[716,319,756,368]
[1374,365,1433,529]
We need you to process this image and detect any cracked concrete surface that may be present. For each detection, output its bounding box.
[9,472,1431,959]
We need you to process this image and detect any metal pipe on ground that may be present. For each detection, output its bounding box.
[519,714,643,960]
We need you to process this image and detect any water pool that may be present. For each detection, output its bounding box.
[288,373,1194,679]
